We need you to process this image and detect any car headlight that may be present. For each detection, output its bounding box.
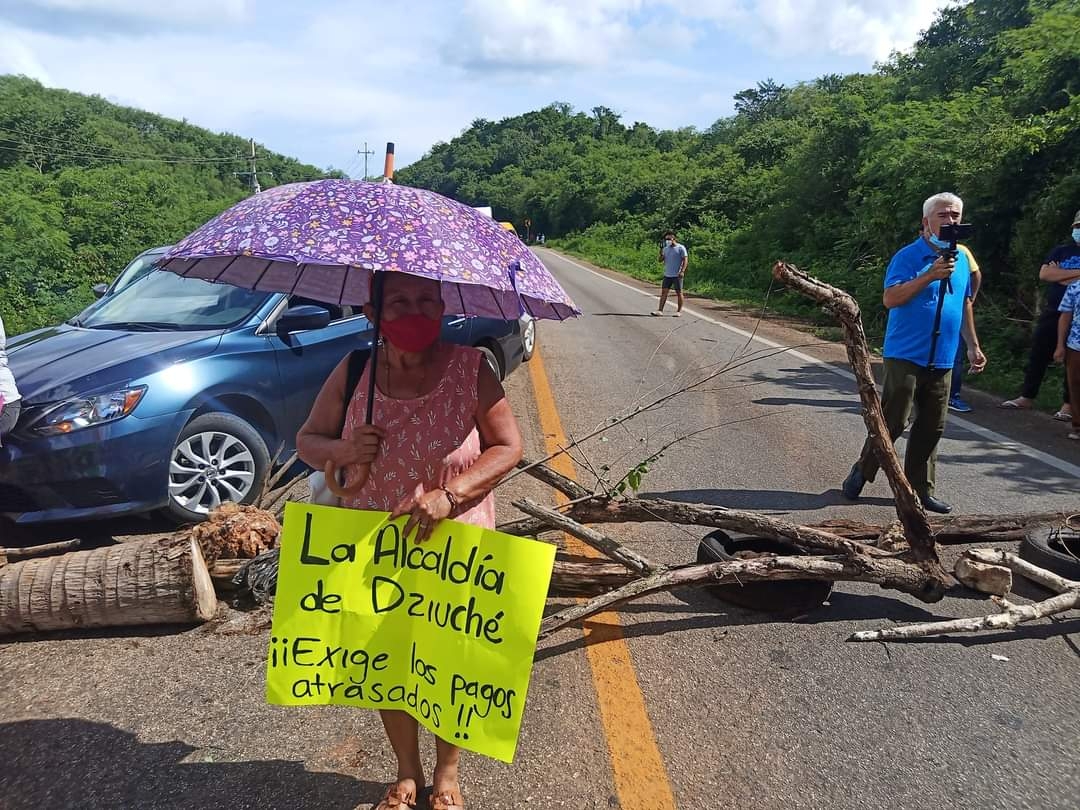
[32,386,147,436]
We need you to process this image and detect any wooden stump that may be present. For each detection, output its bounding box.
[0,537,217,636]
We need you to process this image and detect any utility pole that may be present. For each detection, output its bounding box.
[359,141,375,180]
[249,138,261,194]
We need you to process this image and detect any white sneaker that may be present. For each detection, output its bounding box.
[650,310,662,316]
[672,311,682,317]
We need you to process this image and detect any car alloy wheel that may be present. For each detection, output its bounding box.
[521,316,536,361]
[166,412,269,522]
[476,344,503,380]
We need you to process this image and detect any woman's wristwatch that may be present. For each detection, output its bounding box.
[441,487,459,512]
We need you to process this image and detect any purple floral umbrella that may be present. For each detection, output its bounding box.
[158,178,579,321]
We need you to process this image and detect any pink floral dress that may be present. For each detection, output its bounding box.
[341,345,496,529]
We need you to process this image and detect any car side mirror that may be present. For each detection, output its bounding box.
[276,304,332,334]
[92,283,109,298]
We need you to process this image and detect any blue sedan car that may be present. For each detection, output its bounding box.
[0,254,536,526]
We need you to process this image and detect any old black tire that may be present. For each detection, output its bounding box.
[1019,525,1080,581]
[165,412,270,524]
[696,530,832,617]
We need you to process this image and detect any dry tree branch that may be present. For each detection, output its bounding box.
[509,458,590,500]
[848,591,1079,641]
[848,549,1080,641]
[512,498,660,575]
[263,448,298,493]
[771,262,944,580]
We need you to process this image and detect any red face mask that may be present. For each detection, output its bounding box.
[380,313,441,353]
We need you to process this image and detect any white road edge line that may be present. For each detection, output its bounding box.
[544,248,1080,481]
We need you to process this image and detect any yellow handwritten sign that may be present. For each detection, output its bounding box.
[266,502,555,763]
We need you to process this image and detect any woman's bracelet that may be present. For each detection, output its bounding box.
[441,487,459,511]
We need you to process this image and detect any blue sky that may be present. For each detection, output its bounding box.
[0,0,958,174]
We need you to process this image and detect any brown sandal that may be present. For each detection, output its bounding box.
[430,791,464,810]
[369,783,416,810]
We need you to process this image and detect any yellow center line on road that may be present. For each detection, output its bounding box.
[527,347,676,809]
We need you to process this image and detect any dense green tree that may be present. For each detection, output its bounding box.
[0,75,339,335]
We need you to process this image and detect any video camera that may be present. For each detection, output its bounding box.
[937,222,974,259]
[925,222,974,370]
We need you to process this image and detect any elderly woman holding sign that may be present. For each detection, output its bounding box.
[297,271,523,810]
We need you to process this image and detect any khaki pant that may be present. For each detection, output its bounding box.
[1066,350,1080,431]
[856,358,949,497]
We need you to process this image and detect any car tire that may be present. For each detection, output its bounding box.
[164,412,270,525]
[696,530,832,617]
[1019,525,1080,581]
[521,317,536,362]
[476,344,503,380]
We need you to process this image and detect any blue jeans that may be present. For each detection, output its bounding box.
[950,338,966,399]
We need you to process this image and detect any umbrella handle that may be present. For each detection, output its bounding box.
[323,460,367,499]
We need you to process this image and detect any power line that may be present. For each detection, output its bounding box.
[0,142,243,165]
[0,125,243,163]
[340,152,363,178]
[0,123,244,161]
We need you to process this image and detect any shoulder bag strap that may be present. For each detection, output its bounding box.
[338,349,371,436]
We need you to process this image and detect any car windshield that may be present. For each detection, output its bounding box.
[79,269,270,330]
[112,249,168,294]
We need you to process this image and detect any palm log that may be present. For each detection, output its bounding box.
[0,536,217,636]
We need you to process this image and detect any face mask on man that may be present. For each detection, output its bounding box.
[928,232,950,250]
[1072,227,1080,243]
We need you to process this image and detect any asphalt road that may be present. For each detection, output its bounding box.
[2,248,1079,809]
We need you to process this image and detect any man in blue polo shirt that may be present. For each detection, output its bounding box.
[842,192,987,514]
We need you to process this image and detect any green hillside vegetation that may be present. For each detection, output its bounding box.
[0,75,340,335]
[397,0,1080,402]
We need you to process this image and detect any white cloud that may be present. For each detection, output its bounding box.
[442,0,953,73]
[445,0,644,70]
[663,0,958,61]
[751,0,959,61]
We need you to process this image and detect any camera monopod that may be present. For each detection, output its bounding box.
[925,222,974,370]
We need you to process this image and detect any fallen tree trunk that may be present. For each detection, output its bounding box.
[214,552,637,600]
[500,496,891,558]
[500,500,1067,548]
[810,513,1067,544]
[539,552,944,639]
[0,536,217,636]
